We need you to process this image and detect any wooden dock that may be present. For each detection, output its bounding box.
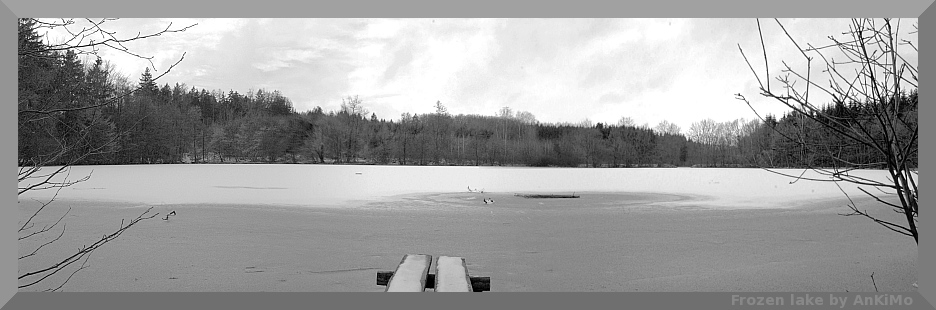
[377,254,490,292]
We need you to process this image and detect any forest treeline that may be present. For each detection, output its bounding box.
[18,19,918,169]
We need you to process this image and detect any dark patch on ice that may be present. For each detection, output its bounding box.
[304,267,379,274]
[245,266,266,273]
[215,186,289,190]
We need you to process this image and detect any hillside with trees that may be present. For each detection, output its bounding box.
[18,18,917,170]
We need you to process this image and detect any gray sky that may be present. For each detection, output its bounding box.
[41,18,919,132]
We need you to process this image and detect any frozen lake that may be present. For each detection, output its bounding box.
[17,165,917,292]
[17,164,899,209]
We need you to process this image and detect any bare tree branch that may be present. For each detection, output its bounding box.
[48,252,93,292]
[19,221,67,260]
[18,17,195,291]
[18,207,159,289]
[737,18,918,243]
[29,18,197,72]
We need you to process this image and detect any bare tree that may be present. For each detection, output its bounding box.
[653,120,681,136]
[736,18,918,243]
[497,106,512,165]
[339,95,366,162]
[616,116,636,128]
[18,18,195,291]
[515,111,537,125]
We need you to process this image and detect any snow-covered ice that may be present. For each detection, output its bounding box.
[17,164,904,210]
[16,164,917,292]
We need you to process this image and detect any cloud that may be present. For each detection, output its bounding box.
[337,19,505,116]
[431,19,687,122]
[251,48,325,72]
[252,60,291,73]
[598,92,627,104]
[367,93,402,100]
[381,41,416,82]
[73,18,916,131]
[356,18,405,40]
[161,18,245,49]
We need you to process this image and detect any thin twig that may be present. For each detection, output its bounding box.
[18,207,159,289]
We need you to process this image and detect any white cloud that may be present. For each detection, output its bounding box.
[63,18,916,127]
[340,19,504,116]
[251,48,325,72]
[583,28,641,56]
[253,60,291,72]
[356,18,405,39]
[643,18,686,43]
[136,18,246,53]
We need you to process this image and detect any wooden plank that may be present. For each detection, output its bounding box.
[434,256,472,292]
[385,254,432,292]
[378,272,436,289]
[379,269,489,291]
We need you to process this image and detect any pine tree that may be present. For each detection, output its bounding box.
[138,67,158,96]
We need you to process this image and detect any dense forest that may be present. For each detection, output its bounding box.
[18,19,918,169]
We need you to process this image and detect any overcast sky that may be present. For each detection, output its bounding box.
[41,18,918,132]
